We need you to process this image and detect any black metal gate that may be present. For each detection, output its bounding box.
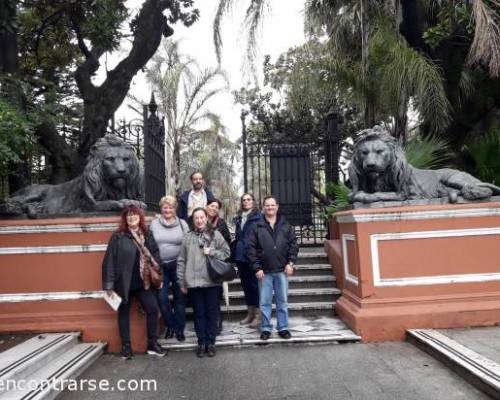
[113,94,166,213]
[245,141,327,246]
[143,95,165,213]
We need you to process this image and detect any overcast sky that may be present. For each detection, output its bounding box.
[108,0,306,142]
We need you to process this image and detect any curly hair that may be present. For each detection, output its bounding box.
[117,205,148,233]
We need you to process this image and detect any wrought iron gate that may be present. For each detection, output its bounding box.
[245,141,327,246]
[143,96,165,212]
[113,94,166,213]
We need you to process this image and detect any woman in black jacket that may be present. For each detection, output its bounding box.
[206,198,231,245]
[102,205,166,360]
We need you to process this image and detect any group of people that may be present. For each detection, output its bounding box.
[102,170,298,359]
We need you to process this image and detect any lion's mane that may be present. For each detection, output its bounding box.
[81,134,142,208]
[349,126,412,197]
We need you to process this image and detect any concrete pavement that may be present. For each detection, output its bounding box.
[59,341,488,400]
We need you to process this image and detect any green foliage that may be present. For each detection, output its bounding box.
[234,39,363,147]
[0,99,36,168]
[464,129,500,185]
[423,1,474,49]
[404,135,450,169]
[82,0,129,51]
[423,23,450,49]
[324,182,350,218]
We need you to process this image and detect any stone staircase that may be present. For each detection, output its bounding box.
[160,246,359,350]
[222,247,339,320]
[0,333,105,400]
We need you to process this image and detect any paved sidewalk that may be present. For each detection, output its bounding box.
[59,341,488,400]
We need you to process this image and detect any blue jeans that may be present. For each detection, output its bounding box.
[236,261,259,307]
[189,286,220,346]
[158,261,186,335]
[258,271,288,332]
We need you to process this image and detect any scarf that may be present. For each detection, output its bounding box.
[241,209,252,229]
[129,229,149,288]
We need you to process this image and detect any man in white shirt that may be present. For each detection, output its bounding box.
[178,171,215,223]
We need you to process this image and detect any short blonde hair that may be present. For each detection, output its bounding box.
[159,195,177,209]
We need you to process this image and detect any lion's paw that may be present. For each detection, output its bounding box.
[120,199,147,209]
[461,185,493,200]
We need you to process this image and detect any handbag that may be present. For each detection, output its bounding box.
[131,233,163,289]
[206,255,237,283]
[145,257,163,289]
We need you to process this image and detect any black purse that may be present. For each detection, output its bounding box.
[206,255,237,283]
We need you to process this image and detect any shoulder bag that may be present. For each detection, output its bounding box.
[206,233,237,283]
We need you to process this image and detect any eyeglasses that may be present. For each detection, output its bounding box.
[242,198,253,202]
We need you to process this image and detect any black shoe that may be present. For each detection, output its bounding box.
[260,331,271,341]
[206,344,216,357]
[147,341,167,357]
[196,344,205,358]
[176,333,186,342]
[121,343,133,360]
[278,330,292,339]
[164,327,175,339]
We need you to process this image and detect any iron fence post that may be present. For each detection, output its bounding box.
[241,109,248,193]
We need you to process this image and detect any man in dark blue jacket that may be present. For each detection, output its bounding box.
[247,195,298,340]
[177,171,214,223]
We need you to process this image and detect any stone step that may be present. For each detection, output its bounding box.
[295,253,328,265]
[407,329,500,399]
[159,316,360,351]
[0,333,80,388]
[3,342,106,400]
[208,301,336,320]
[227,288,341,306]
[228,275,336,290]
[290,264,333,276]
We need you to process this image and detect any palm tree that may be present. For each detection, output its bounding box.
[214,0,500,143]
[181,114,241,218]
[145,40,229,193]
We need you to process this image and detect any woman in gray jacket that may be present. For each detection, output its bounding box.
[177,207,230,357]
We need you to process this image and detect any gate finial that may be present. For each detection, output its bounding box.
[149,92,158,114]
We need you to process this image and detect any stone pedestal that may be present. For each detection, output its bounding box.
[325,201,500,342]
[0,216,156,353]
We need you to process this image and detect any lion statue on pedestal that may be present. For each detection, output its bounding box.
[348,126,500,204]
[0,134,145,217]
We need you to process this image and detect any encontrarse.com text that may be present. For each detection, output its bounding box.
[0,378,157,392]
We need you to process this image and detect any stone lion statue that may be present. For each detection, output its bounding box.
[348,126,500,204]
[0,134,145,217]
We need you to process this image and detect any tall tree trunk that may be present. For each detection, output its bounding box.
[73,0,175,172]
[400,0,426,51]
[0,0,19,76]
[394,93,408,144]
[173,141,181,194]
[360,0,375,128]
